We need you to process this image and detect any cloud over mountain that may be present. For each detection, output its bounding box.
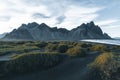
[0,0,120,37]
[32,13,50,19]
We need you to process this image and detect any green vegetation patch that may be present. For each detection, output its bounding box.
[90,52,120,80]
[2,52,65,74]
[66,46,87,57]
[89,44,110,52]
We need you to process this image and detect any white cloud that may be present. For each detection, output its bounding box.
[96,19,119,26]
[0,0,103,33]
[0,0,119,37]
[102,26,120,37]
[55,5,101,30]
[0,16,11,21]
[66,6,102,15]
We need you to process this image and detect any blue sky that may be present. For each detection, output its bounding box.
[0,0,120,37]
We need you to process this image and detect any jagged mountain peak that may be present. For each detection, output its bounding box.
[104,33,111,38]
[39,23,49,28]
[86,21,95,27]
[40,23,48,26]
[57,28,69,33]
[27,22,39,28]
[28,22,39,26]
[38,23,50,30]
[19,22,39,30]
[52,27,58,31]
[3,21,111,40]
[72,21,96,31]
[21,24,27,27]
[89,21,95,25]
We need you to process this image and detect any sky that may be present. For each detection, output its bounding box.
[0,0,120,37]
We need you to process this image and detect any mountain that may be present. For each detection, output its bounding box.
[0,33,7,39]
[3,21,111,41]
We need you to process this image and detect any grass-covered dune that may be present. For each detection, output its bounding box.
[0,52,65,75]
[0,41,119,80]
[0,41,119,56]
[90,52,120,80]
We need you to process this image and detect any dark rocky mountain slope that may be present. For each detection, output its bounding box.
[3,21,111,41]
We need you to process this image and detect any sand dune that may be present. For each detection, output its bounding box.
[2,52,99,80]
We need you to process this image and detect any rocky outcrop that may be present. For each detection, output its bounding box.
[3,21,111,41]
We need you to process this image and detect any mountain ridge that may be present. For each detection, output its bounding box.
[3,21,111,41]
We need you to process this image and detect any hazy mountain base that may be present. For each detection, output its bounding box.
[0,41,119,80]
